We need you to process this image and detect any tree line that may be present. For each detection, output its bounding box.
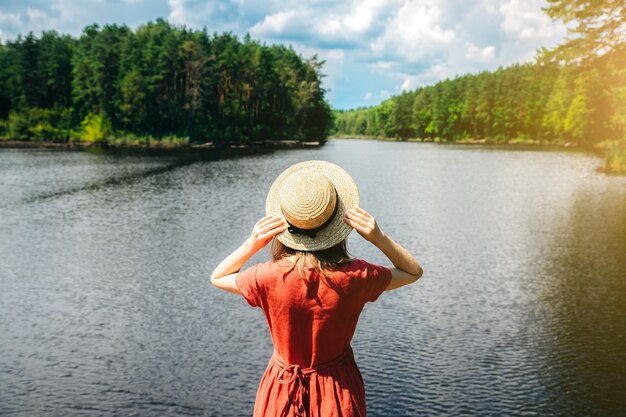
[333,52,625,147]
[0,19,332,145]
[334,0,626,152]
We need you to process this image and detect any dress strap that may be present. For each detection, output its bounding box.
[271,347,354,417]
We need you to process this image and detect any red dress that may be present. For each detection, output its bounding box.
[236,259,392,417]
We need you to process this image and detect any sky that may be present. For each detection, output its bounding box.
[0,0,569,109]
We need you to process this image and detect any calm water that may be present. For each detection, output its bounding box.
[1,140,625,416]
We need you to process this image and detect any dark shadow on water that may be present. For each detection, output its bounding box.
[17,146,279,207]
[539,190,626,415]
[20,160,196,206]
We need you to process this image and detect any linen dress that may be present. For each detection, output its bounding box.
[236,258,392,417]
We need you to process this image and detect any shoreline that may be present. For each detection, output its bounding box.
[0,139,323,151]
[3,136,623,175]
[0,136,599,152]
[329,134,603,150]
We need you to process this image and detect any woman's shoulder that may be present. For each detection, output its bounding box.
[247,259,296,278]
[336,258,388,275]
[248,260,282,275]
[333,259,392,302]
[247,258,388,280]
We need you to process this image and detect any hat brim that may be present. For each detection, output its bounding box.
[266,160,359,251]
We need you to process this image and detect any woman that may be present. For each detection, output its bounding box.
[211,160,422,417]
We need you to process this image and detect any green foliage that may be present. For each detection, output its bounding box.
[107,132,148,147]
[0,32,74,118]
[0,119,8,140]
[563,70,596,142]
[107,132,189,147]
[606,49,626,139]
[605,139,626,175]
[161,135,190,146]
[542,72,572,141]
[7,112,31,139]
[5,108,73,141]
[335,56,623,147]
[79,112,111,143]
[542,0,625,62]
[0,21,331,145]
[376,99,398,138]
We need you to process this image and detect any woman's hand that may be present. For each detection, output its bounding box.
[344,206,423,290]
[210,215,287,293]
[344,207,384,244]
[246,215,287,252]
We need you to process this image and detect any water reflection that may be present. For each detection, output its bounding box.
[539,189,626,415]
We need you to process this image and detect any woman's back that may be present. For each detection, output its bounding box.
[237,259,392,367]
[210,160,422,416]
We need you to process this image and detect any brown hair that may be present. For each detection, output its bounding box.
[271,238,353,280]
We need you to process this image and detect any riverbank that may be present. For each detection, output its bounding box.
[329,135,626,175]
[331,134,588,147]
[3,135,624,175]
[0,139,322,151]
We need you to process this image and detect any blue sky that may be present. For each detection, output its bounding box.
[0,0,568,109]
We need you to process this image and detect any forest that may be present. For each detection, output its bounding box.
[332,53,625,146]
[0,19,332,146]
[333,0,626,173]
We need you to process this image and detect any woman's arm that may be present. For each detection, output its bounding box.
[210,215,286,294]
[344,207,423,290]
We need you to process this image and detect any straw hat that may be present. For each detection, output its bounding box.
[266,160,359,251]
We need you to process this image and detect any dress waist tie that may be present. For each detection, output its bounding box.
[272,346,354,417]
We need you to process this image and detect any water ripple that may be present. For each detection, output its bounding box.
[1,141,625,416]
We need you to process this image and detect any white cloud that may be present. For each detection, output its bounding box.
[251,10,299,35]
[373,61,395,70]
[167,0,220,28]
[251,0,400,48]
[1,0,173,40]
[0,6,64,39]
[25,7,50,30]
[167,0,241,31]
[371,0,455,62]
[480,0,500,15]
[364,91,373,100]
[167,0,185,25]
[0,11,22,27]
[251,13,300,43]
[400,64,453,89]
[343,0,397,34]
[325,49,345,62]
[343,5,374,33]
[466,43,496,63]
[499,0,566,42]
[400,75,420,91]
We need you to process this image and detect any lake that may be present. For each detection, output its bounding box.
[1,139,625,416]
